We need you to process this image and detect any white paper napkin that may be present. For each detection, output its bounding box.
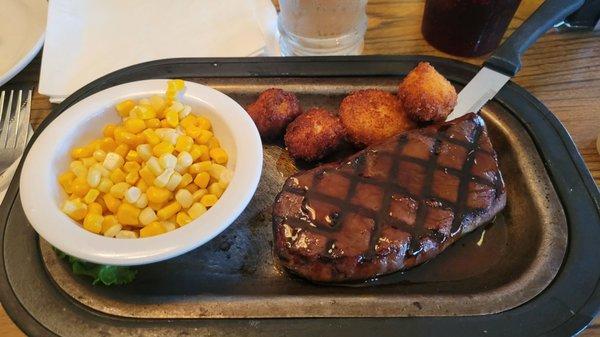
[39,0,278,103]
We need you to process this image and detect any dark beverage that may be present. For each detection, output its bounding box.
[422,0,522,57]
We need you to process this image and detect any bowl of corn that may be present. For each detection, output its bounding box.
[20,79,262,265]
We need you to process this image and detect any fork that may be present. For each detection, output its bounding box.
[0,89,32,173]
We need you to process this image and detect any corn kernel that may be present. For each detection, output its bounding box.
[87,168,101,187]
[194,172,210,189]
[92,149,107,162]
[135,193,148,208]
[159,153,177,169]
[153,141,174,157]
[209,148,228,164]
[189,160,211,175]
[179,173,193,189]
[146,186,171,204]
[136,144,152,161]
[71,146,92,159]
[177,151,193,168]
[125,150,141,163]
[136,179,148,192]
[185,125,203,139]
[71,177,90,198]
[192,189,207,202]
[207,137,220,150]
[130,105,156,120]
[101,215,120,234]
[146,156,162,176]
[186,184,200,193]
[125,170,139,185]
[198,145,210,161]
[154,168,174,188]
[98,177,114,193]
[156,128,178,145]
[116,99,136,117]
[140,221,166,238]
[70,161,86,177]
[116,203,140,225]
[208,164,227,180]
[200,194,218,207]
[145,118,161,129]
[168,79,185,91]
[91,163,110,178]
[165,108,179,127]
[196,116,211,130]
[180,115,196,129]
[124,186,142,203]
[62,199,88,220]
[179,105,192,119]
[114,143,130,158]
[157,201,182,220]
[166,172,183,191]
[139,165,156,184]
[176,212,192,226]
[195,130,213,144]
[83,213,103,234]
[110,182,130,199]
[150,95,166,113]
[162,221,177,232]
[116,230,138,239]
[88,202,103,214]
[141,129,159,147]
[103,124,117,137]
[139,207,158,225]
[187,202,207,219]
[89,140,102,151]
[81,157,96,168]
[175,189,193,208]
[114,128,137,146]
[110,168,126,183]
[103,194,121,213]
[148,201,165,211]
[58,171,76,191]
[208,182,223,198]
[218,169,234,188]
[123,161,141,173]
[103,152,124,171]
[175,135,194,152]
[99,137,117,152]
[83,189,100,204]
[160,119,169,128]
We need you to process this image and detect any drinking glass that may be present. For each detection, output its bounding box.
[422,0,522,57]
[278,0,368,56]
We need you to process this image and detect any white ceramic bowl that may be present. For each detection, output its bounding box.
[20,80,262,265]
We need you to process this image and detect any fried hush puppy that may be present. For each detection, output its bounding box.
[284,108,346,162]
[339,89,415,147]
[398,62,457,123]
[246,88,302,139]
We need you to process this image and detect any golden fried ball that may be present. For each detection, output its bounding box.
[339,89,416,147]
[246,88,302,140]
[284,108,346,162]
[398,62,457,123]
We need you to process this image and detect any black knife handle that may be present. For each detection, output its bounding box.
[484,0,586,76]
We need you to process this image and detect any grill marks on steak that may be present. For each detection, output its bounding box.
[273,113,507,282]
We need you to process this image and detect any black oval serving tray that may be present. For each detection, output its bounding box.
[0,56,598,337]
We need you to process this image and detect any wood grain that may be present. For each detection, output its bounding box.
[1,0,598,335]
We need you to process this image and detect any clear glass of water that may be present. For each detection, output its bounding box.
[278,0,368,56]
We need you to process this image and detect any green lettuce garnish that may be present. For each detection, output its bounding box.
[55,249,137,285]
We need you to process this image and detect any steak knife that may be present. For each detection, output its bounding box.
[447,0,586,121]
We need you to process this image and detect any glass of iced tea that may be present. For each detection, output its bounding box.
[422,0,522,57]
[278,0,368,56]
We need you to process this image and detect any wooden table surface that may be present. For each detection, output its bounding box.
[1,0,598,336]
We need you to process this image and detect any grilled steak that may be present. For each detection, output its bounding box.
[272,113,506,282]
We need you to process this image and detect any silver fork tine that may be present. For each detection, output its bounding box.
[0,91,13,148]
[10,90,23,149]
[14,90,31,153]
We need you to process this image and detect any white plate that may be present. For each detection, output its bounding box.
[20,80,263,266]
[0,0,47,87]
